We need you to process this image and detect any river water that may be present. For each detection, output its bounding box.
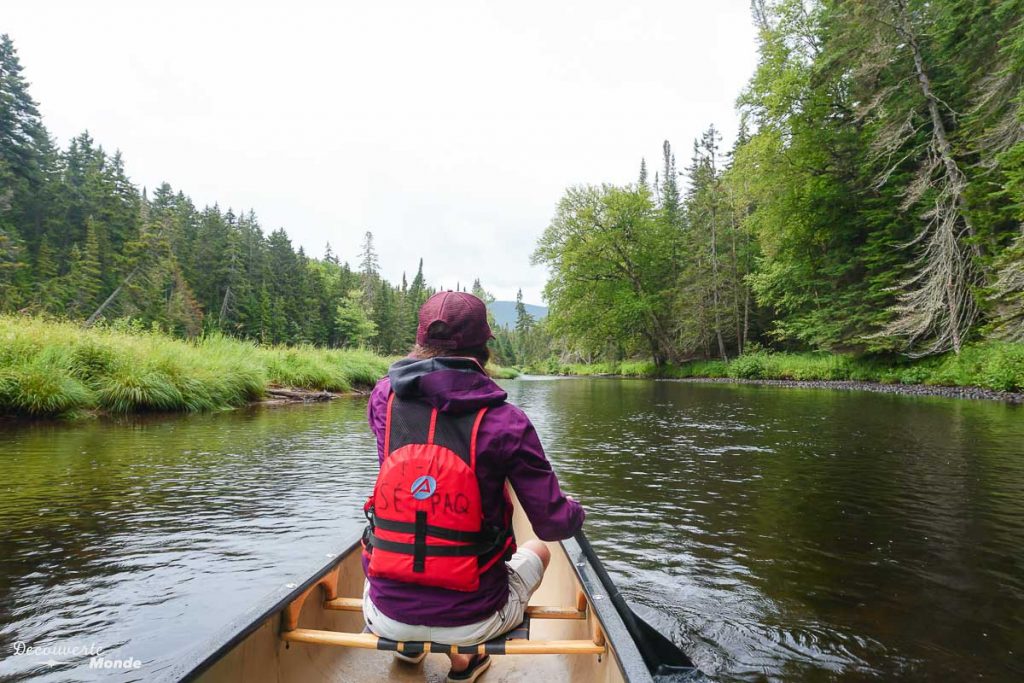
[1,378,1022,681]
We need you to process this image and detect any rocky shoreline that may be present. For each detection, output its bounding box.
[668,376,1024,404]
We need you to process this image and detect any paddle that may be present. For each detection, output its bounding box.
[574,530,699,679]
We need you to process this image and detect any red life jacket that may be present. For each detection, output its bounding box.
[362,393,515,592]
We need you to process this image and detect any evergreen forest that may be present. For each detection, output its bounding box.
[4,0,1024,380]
[0,33,442,355]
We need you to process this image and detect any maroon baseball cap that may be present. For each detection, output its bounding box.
[417,291,494,349]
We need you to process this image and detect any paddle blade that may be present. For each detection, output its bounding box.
[634,610,700,675]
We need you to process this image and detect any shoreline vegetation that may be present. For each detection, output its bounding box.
[520,4,1024,391]
[526,344,1024,402]
[0,316,522,420]
[2,316,1021,419]
[0,316,389,418]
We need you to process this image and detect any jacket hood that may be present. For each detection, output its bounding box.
[387,357,508,413]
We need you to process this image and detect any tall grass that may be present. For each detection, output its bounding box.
[531,342,1024,393]
[0,316,390,417]
[487,364,521,380]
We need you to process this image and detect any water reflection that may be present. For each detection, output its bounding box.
[0,403,377,682]
[505,379,1024,681]
[1,380,1022,681]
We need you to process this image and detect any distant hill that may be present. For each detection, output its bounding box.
[488,301,548,329]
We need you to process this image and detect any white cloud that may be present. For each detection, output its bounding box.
[6,0,758,304]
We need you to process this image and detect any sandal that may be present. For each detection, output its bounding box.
[446,654,491,682]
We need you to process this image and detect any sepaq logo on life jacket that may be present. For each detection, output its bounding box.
[361,393,515,592]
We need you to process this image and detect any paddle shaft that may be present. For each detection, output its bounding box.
[573,530,696,675]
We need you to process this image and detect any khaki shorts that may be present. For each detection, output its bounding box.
[363,548,545,645]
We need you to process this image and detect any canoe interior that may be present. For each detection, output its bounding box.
[184,500,646,683]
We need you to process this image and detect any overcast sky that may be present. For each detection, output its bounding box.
[6,1,758,304]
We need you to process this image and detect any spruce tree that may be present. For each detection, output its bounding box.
[0,34,49,247]
[841,0,980,354]
[66,220,103,317]
[659,141,680,226]
[0,226,26,309]
[33,236,61,311]
[515,288,534,333]
[359,230,380,300]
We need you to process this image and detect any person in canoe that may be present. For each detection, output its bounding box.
[360,290,585,682]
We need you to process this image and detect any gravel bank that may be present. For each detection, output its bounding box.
[669,377,1024,404]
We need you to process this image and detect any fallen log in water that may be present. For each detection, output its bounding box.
[265,387,335,402]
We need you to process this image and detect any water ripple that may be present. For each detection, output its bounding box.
[1,383,1023,681]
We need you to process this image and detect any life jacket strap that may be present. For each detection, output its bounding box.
[413,511,427,573]
[365,531,501,558]
[368,510,496,544]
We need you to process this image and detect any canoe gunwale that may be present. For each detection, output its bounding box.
[559,535,654,683]
[167,536,361,683]
[165,532,656,683]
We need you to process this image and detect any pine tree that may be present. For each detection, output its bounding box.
[33,236,61,311]
[0,226,27,309]
[989,230,1024,340]
[371,283,398,352]
[841,0,980,355]
[682,126,731,360]
[65,219,103,317]
[403,258,428,347]
[324,242,339,265]
[359,230,380,301]
[0,34,50,248]
[738,0,898,352]
[514,288,534,333]
[659,140,680,226]
[165,268,204,337]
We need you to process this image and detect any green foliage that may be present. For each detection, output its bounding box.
[336,289,378,348]
[261,346,364,392]
[486,365,521,380]
[95,365,185,413]
[0,316,389,417]
[549,344,1024,393]
[0,361,91,415]
[533,184,680,365]
[534,1,1024,369]
[0,35,435,354]
[928,342,1024,392]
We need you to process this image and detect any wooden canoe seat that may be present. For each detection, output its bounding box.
[280,592,607,657]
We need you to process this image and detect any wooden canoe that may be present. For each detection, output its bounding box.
[166,501,670,682]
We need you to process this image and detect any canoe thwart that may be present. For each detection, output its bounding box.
[323,596,587,620]
[281,627,607,656]
[291,590,603,657]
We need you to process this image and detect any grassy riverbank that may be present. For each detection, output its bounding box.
[0,317,391,418]
[0,317,521,418]
[487,365,521,380]
[529,343,1024,393]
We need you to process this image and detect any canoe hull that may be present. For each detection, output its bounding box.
[171,499,652,682]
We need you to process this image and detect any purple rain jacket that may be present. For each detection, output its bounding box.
[362,356,585,627]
